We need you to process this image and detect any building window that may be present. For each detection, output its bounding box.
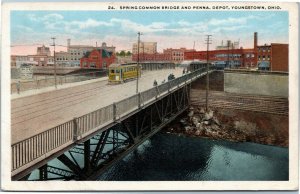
[90,63,96,68]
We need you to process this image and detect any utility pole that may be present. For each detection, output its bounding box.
[231,43,234,68]
[193,41,195,61]
[136,32,142,93]
[205,35,212,112]
[51,37,57,88]
[227,40,230,68]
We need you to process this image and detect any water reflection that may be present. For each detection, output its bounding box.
[98,133,288,181]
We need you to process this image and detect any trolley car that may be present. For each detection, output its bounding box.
[108,63,141,83]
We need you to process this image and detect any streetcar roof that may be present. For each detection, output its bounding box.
[109,63,137,68]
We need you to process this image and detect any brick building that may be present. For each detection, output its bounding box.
[11,55,29,67]
[132,47,195,63]
[163,48,195,63]
[11,45,53,67]
[80,49,116,69]
[184,48,257,68]
[257,43,288,72]
[37,45,51,56]
[132,52,172,62]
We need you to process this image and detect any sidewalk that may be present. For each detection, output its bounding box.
[11,77,108,100]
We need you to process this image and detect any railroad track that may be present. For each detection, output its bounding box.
[191,90,288,115]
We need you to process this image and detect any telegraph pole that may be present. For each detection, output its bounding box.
[51,37,57,88]
[227,40,230,68]
[231,43,234,68]
[136,32,142,93]
[205,35,212,112]
[193,41,195,61]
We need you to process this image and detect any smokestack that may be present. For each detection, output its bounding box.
[254,32,257,50]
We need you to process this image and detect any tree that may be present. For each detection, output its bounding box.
[126,51,132,56]
[120,50,126,57]
[116,52,120,56]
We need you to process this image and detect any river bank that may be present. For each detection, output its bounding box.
[164,105,288,147]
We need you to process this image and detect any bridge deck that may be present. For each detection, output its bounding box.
[11,69,183,144]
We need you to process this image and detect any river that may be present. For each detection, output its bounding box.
[97,133,288,181]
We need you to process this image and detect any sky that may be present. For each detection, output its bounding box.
[11,11,288,55]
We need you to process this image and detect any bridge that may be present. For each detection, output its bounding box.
[11,66,215,180]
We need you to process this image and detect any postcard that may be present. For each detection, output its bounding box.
[1,1,298,191]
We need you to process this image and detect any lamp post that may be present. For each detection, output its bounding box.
[136,32,142,94]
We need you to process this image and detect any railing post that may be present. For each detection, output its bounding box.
[16,81,20,94]
[138,92,141,109]
[73,117,78,141]
[113,102,117,121]
[155,86,160,99]
[36,80,40,89]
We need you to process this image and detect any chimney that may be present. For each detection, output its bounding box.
[254,32,257,50]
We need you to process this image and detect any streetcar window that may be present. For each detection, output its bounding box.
[116,69,120,73]
[111,70,115,73]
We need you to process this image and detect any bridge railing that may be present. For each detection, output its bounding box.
[115,95,139,119]
[11,67,211,174]
[11,70,107,94]
[11,120,74,171]
[76,104,114,135]
[141,87,157,104]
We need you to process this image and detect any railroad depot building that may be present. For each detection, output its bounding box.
[80,49,116,69]
[184,48,257,69]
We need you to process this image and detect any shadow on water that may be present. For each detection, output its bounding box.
[97,133,288,181]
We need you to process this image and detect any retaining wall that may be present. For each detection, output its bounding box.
[224,70,288,97]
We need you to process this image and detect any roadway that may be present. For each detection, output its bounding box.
[11,68,183,144]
